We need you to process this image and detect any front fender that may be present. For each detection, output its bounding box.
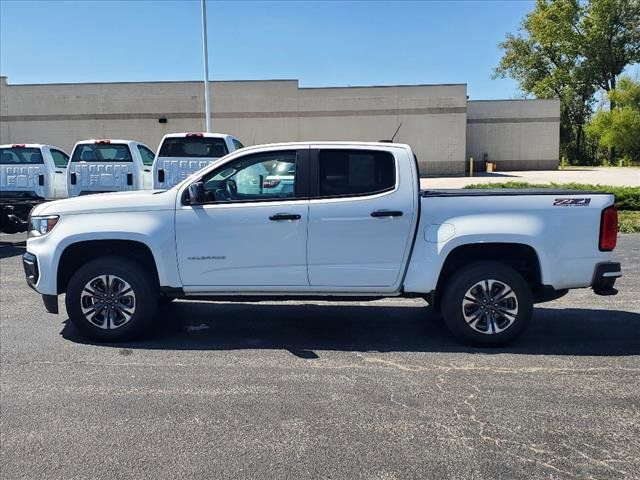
[25,210,179,295]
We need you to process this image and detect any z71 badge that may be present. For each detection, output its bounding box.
[553,198,591,207]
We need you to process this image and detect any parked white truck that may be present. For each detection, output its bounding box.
[0,144,69,233]
[67,139,155,197]
[152,132,244,189]
[23,142,622,346]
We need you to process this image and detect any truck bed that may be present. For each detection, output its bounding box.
[420,188,608,197]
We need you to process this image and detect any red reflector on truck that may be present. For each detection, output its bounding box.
[599,205,617,251]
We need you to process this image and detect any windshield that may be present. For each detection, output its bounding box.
[71,144,132,162]
[0,147,44,165]
[159,137,229,158]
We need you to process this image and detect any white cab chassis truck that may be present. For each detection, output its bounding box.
[67,139,155,197]
[23,142,622,346]
[152,132,244,189]
[0,144,69,233]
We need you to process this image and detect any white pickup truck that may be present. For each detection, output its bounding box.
[67,139,155,197]
[23,142,622,346]
[152,132,244,189]
[0,143,69,233]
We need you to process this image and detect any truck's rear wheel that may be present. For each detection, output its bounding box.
[441,261,532,346]
[65,256,158,342]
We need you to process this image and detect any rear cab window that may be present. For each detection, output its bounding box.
[71,143,132,162]
[0,147,44,165]
[317,149,395,197]
[159,136,229,158]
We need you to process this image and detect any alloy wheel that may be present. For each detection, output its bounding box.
[461,279,518,334]
[80,274,136,330]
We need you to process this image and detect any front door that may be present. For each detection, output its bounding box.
[307,146,417,289]
[175,148,310,289]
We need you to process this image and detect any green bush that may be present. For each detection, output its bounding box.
[619,211,640,233]
[464,182,640,211]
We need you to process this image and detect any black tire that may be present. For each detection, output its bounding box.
[441,261,533,347]
[65,256,158,342]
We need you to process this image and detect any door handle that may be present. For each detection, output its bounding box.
[371,210,403,218]
[269,213,301,221]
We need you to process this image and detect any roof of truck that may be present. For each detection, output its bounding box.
[74,139,137,145]
[161,132,233,139]
[232,141,412,153]
[1,143,51,149]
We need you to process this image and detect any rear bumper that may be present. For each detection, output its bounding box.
[592,262,622,296]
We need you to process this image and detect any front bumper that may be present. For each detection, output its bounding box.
[22,252,39,289]
[592,262,622,296]
[22,252,58,313]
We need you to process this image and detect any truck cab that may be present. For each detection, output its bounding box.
[152,132,243,190]
[0,143,69,233]
[67,139,155,197]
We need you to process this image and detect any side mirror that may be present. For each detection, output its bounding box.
[188,182,205,204]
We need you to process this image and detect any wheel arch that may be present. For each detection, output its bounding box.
[57,239,160,295]
[436,242,543,297]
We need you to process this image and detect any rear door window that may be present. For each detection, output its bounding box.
[50,149,69,168]
[0,147,44,164]
[232,139,245,150]
[317,149,395,198]
[159,137,229,158]
[137,145,156,166]
[71,144,132,162]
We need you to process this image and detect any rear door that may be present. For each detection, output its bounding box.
[48,148,70,199]
[307,146,417,290]
[0,146,48,199]
[67,142,135,197]
[153,135,229,189]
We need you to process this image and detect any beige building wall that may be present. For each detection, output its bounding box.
[0,77,467,175]
[466,99,561,171]
[0,76,560,176]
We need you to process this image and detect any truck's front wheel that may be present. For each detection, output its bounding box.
[65,256,158,342]
[441,261,533,346]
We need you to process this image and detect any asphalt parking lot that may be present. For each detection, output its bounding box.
[1,233,639,480]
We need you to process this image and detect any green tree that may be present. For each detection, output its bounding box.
[586,77,640,163]
[494,0,640,164]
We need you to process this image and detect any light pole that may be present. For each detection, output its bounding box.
[201,0,212,132]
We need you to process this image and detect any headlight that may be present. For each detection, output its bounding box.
[28,215,59,238]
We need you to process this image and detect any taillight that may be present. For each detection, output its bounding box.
[95,139,111,144]
[12,144,26,148]
[599,205,617,251]
[186,133,204,137]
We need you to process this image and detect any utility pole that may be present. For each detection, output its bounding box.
[201,0,212,132]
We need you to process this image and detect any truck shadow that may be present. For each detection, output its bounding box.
[60,301,640,357]
[0,240,26,259]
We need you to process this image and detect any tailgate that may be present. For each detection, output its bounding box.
[153,156,217,189]
[0,164,47,198]
[67,161,136,196]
